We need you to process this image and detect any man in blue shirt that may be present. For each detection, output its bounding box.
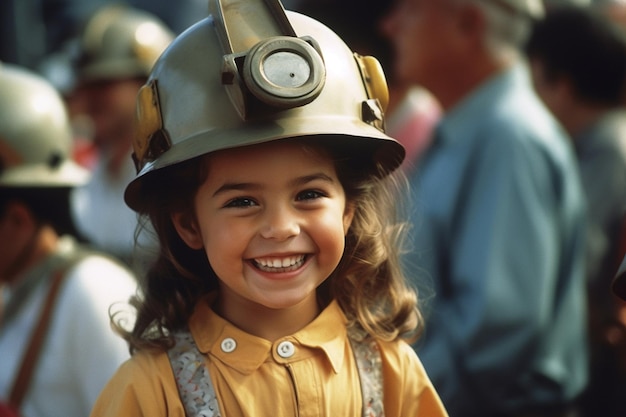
[382,1,588,416]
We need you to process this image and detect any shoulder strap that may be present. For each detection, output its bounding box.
[167,329,384,417]
[167,331,222,417]
[348,335,385,417]
[8,251,89,409]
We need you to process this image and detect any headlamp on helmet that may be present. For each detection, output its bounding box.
[126,0,404,212]
[211,0,327,118]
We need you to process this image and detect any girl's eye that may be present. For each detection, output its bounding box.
[296,190,325,201]
[224,197,257,208]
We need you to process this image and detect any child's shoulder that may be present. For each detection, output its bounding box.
[116,349,174,387]
[91,351,185,417]
[96,348,178,401]
[373,339,449,416]
[91,350,185,417]
[375,338,429,378]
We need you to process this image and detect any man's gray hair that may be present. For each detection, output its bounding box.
[470,0,540,61]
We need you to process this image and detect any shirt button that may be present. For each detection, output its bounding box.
[277,341,295,358]
[221,337,237,353]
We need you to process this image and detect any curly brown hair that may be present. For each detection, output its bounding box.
[113,138,423,353]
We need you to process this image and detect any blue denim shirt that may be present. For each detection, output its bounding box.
[406,64,588,416]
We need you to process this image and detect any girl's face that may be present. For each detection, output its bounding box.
[173,140,354,319]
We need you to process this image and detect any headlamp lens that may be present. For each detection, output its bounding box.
[263,51,311,88]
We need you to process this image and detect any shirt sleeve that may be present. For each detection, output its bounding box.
[90,351,185,417]
[379,340,449,417]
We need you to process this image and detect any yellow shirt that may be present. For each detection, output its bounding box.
[90,299,448,417]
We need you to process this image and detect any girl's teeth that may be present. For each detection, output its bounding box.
[254,255,305,271]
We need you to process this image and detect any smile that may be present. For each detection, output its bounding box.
[252,255,306,272]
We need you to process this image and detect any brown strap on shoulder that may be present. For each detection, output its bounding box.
[8,268,67,408]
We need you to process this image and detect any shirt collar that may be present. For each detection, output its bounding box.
[188,297,349,375]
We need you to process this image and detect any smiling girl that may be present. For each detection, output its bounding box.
[90,1,448,416]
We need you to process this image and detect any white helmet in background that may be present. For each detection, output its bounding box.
[75,4,175,82]
[0,63,89,188]
[489,0,545,18]
[125,0,405,212]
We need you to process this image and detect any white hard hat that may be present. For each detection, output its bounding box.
[489,0,545,18]
[76,4,175,82]
[0,63,89,188]
[125,0,405,212]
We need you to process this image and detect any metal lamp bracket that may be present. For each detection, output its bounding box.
[210,0,326,119]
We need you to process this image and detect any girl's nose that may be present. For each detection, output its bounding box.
[259,205,300,241]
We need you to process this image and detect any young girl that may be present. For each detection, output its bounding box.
[91,1,448,416]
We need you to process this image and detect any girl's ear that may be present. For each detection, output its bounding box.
[171,211,204,249]
[343,202,356,236]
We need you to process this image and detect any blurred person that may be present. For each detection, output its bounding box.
[294,0,441,172]
[69,4,174,270]
[382,0,589,416]
[0,63,137,417]
[526,8,626,416]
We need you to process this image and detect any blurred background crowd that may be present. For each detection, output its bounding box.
[1,0,626,416]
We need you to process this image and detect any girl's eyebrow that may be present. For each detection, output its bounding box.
[212,182,259,197]
[290,173,335,187]
[212,173,335,197]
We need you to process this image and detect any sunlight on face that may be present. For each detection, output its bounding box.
[188,140,355,322]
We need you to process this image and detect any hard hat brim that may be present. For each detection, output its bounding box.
[0,160,90,188]
[123,11,406,213]
[124,123,405,212]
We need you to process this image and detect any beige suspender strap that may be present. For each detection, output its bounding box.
[8,268,68,409]
[168,331,222,417]
[349,336,385,417]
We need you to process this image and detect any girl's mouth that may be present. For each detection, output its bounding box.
[252,255,307,273]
